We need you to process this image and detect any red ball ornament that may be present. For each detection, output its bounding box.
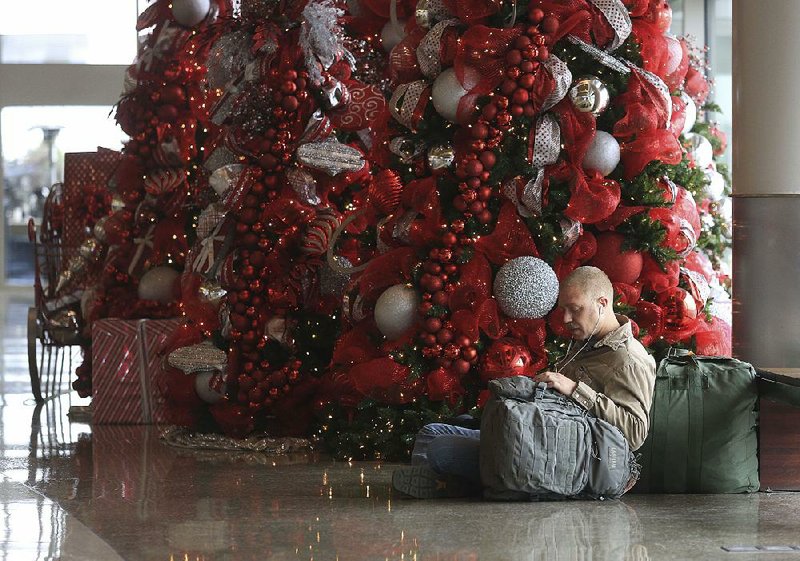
[480,337,536,383]
[425,317,442,333]
[541,15,560,34]
[588,232,645,285]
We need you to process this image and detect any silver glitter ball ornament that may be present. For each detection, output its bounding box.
[374,284,419,340]
[568,76,610,116]
[493,256,559,319]
[427,143,455,170]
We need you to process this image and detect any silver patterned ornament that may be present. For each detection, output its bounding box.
[493,256,559,319]
[427,143,455,170]
[206,30,253,89]
[568,76,610,116]
[168,341,227,374]
[296,138,365,176]
[320,256,352,297]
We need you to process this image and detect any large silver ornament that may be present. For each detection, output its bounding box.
[493,256,559,319]
[569,76,610,116]
[374,284,419,340]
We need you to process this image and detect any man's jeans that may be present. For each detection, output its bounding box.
[411,423,481,486]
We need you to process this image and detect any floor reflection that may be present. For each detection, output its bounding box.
[3,291,800,560]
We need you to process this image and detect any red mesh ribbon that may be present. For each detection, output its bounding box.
[554,230,597,279]
[631,20,668,77]
[619,129,682,180]
[554,99,596,166]
[634,300,664,347]
[625,0,650,17]
[564,169,621,224]
[449,252,492,311]
[530,1,612,47]
[404,177,442,247]
[639,254,680,294]
[694,317,732,357]
[594,204,646,231]
[349,357,416,404]
[443,0,502,23]
[455,25,524,99]
[356,246,417,303]
[614,67,682,179]
[648,207,685,254]
[474,201,539,264]
[452,298,507,342]
[426,367,465,404]
[612,282,642,306]
[332,321,381,366]
[615,66,672,136]
[506,318,549,372]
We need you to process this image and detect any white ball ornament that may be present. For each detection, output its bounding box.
[582,130,621,177]
[138,266,180,303]
[374,284,419,340]
[171,0,211,27]
[195,371,224,404]
[681,92,697,136]
[493,256,559,319]
[431,67,472,123]
[704,168,726,200]
[685,132,713,169]
[381,19,407,53]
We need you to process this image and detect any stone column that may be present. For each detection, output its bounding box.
[732,0,800,366]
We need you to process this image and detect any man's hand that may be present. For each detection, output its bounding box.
[533,371,578,397]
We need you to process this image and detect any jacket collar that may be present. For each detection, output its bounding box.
[592,315,633,351]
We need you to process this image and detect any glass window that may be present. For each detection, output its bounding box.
[0,0,137,64]
[708,0,732,167]
[2,106,126,285]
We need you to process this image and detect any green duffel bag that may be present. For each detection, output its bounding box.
[633,351,760,493]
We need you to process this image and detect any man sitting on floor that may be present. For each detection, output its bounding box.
[392,266,657,498]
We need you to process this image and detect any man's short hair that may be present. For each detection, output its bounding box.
[562,266,614,303]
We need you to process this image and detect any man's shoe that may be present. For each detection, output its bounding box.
[391,465,471,499]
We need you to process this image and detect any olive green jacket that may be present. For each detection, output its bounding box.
[561,315,656,450]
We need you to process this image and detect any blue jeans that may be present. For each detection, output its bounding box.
[411,423,481,487]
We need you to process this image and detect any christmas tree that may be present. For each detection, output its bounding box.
[61,0,230,396]
[72,0,731,459]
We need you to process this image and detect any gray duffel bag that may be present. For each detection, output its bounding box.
[479,376,634,500]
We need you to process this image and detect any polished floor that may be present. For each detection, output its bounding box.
[3,291,800,560]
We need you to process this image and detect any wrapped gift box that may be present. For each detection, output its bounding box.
[92,318,181,424]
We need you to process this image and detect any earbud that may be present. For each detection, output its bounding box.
[598,305,603,317]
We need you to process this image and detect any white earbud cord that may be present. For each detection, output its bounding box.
[554,309,602,373]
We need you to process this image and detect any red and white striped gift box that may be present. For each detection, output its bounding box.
[92,318,181,424]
